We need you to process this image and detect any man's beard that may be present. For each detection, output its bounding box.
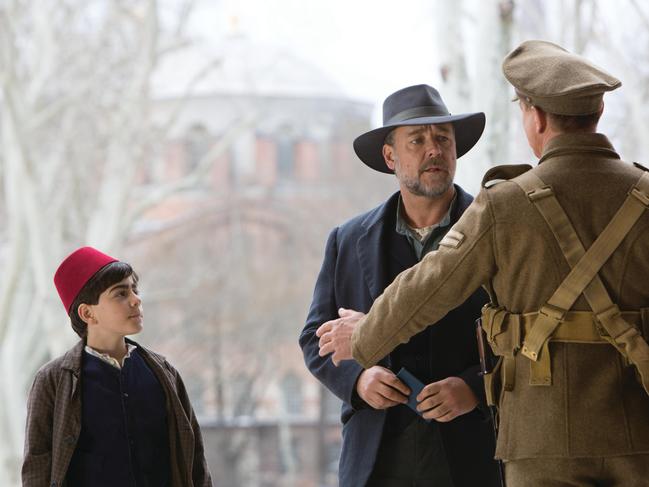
[397,160,454,198]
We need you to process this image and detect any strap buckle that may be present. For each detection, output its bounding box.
[526,186,553,202]
[521,304,566,361]
[595,304,622,338]
[630,188,649,208]
[538,303,567,321]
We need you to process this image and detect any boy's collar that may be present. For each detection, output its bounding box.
[60,337,154,373]
[84,342,137,369]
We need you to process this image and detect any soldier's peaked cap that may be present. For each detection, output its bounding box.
[502,40,621,115]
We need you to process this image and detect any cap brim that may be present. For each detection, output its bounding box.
[353,112,486,174]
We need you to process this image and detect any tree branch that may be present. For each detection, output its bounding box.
[124,112,258,232]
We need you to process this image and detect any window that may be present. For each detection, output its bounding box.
[185,123,211,172]
[276,135,294,179]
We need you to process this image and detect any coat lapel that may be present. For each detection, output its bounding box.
[357,192,417,300]
[386,223,417,275]
[357,186,473,301]
[61,340,84,398]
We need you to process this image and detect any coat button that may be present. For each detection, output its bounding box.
[50,482,57,487]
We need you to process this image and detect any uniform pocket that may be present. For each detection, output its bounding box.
[482,306,520,357]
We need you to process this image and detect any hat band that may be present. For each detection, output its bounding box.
[529,93,605,116]
[385,106,451,125]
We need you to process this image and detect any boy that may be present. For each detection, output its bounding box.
[22,246,212,487]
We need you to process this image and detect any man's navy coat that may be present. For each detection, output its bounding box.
[300,186,501,487]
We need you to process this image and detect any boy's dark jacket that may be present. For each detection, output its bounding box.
[22,339,212,487]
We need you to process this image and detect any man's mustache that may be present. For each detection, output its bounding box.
[419,159,448,174]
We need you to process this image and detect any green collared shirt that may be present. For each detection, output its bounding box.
[395,192,457,261]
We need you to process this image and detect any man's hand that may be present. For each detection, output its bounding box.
[416,376,478,422]
[316,308,365,366]
[356,366,410,409]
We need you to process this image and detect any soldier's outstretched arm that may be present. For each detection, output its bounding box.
[351,189,497,368]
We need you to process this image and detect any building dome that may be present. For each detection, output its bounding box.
[153,32,345,100]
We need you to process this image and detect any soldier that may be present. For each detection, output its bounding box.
[317,40,649,486]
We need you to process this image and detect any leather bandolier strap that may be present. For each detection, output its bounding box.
[481,170,649,404]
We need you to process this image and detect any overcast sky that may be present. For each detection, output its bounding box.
[187,0,442,109]
[182,0,639,111]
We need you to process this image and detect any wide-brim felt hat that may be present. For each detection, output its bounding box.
[354,84,486,173]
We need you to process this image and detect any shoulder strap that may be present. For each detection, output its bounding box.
[512,170,649,391]
[634,162,649,172]
[514,170,649,313]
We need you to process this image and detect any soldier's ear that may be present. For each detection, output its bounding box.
[533,106,548,134]
[383,144,396,171]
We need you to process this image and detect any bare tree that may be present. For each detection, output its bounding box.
[472,0,515,169]
[0,1,240,483]
[595,0,649,162]
[129,188,346,486]
[432,0,514,190]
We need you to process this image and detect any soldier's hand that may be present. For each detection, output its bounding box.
[317,308,365,366]
[356,366,410,410]
[416,376,478,422]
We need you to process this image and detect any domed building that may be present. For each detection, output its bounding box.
[144,31,380,201]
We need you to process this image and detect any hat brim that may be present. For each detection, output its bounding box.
[353,112,486,174]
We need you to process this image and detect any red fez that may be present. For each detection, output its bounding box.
[54,246,118,313]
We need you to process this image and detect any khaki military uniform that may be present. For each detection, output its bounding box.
[351,133,649,485]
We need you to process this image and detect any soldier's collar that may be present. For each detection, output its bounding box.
[539,133,619,164]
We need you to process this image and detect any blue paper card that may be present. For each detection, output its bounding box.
[396,367,431,422]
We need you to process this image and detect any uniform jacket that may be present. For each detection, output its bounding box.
[351,133,649,460]
[300,186,500,487]
[22,339,213,487]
